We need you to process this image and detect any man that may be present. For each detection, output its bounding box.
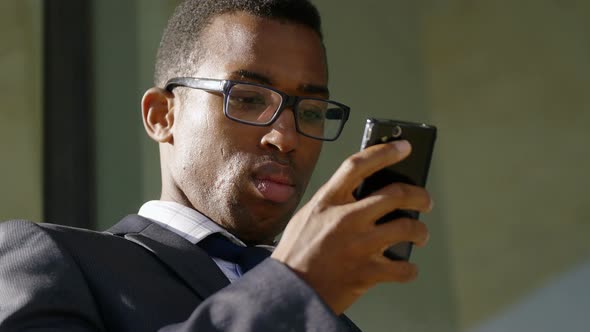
[0,0,432,331]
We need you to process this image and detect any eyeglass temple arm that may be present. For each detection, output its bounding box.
[165,77,225,93]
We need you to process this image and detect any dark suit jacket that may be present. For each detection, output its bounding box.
[0,215,361,331]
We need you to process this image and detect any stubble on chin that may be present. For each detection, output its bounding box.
[197,154,259,239]
[208,155,298,244]
[177,144,302,244]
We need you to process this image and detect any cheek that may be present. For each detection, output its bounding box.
[173,99,256,178]
[212,151,251,188]
[171,97,220,176]
[174,93,225,148]
[300,140,323,176]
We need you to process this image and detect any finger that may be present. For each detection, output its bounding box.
[369,256,419,283]
[368,218,429,249]
[349,183,432,223]
[324,140,412,198]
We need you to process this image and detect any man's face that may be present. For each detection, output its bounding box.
[166,12,328,244]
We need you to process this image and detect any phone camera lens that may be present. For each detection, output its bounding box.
[391,125,402,138]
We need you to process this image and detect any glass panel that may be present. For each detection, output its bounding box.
[0,0,43,221]
[93,0,181,230]
[227,84,282,123]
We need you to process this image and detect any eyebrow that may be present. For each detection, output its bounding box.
[231,69,272,85]
[300,84,330,97]
[230,69,330,97]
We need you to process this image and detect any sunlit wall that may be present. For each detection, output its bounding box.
[0,0,43,222]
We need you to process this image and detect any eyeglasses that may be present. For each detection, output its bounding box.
[165,77,350,141]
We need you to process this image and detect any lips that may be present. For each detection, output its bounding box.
[252,162,297,204]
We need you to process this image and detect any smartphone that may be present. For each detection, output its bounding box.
[354,118,437,261]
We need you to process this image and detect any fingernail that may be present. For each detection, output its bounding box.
[393,140,410,153]
[428,199,434,212]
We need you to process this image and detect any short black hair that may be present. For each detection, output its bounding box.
[154,0,323,88]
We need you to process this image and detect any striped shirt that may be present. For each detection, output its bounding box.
[138,200,274,283]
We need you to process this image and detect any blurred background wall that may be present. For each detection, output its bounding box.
[0,0,43,222]
[1,0,588,331]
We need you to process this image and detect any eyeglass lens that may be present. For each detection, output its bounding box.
[226,83,345,140]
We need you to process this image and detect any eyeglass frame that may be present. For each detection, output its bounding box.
[165,77,351,141]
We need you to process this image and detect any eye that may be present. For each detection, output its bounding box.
[228,91,267,111]
[325,108,344,120]
[230,92,265,104]
[298,107,324,123]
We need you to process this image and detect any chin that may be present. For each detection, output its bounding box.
[234,208,293,245]
[255,200,297,222]
[225,186,300,243]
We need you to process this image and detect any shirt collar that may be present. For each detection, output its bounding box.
[137,200,275,250]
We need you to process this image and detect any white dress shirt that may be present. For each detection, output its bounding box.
[138,200,274,283]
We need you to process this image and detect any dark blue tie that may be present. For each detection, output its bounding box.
[197,233,272,273]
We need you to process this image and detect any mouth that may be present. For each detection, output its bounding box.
[252,162,297,204]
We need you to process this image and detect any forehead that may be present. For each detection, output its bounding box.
[194,11,328,88]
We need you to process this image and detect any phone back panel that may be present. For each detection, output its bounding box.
[355,118,437,260]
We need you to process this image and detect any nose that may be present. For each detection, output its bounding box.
[260,108,299,153]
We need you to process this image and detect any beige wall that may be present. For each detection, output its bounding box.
[0,0,43,222]
[311,1,589,330]
[420,1,590,329]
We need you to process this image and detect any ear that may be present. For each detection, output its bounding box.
[142,87,175,143]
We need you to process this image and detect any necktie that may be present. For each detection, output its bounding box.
[197,233,272,273]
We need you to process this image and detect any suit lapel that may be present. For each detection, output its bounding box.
[107,215,230,300]
[108,216,361,331]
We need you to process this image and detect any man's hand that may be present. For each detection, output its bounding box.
[271,140,432,315]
